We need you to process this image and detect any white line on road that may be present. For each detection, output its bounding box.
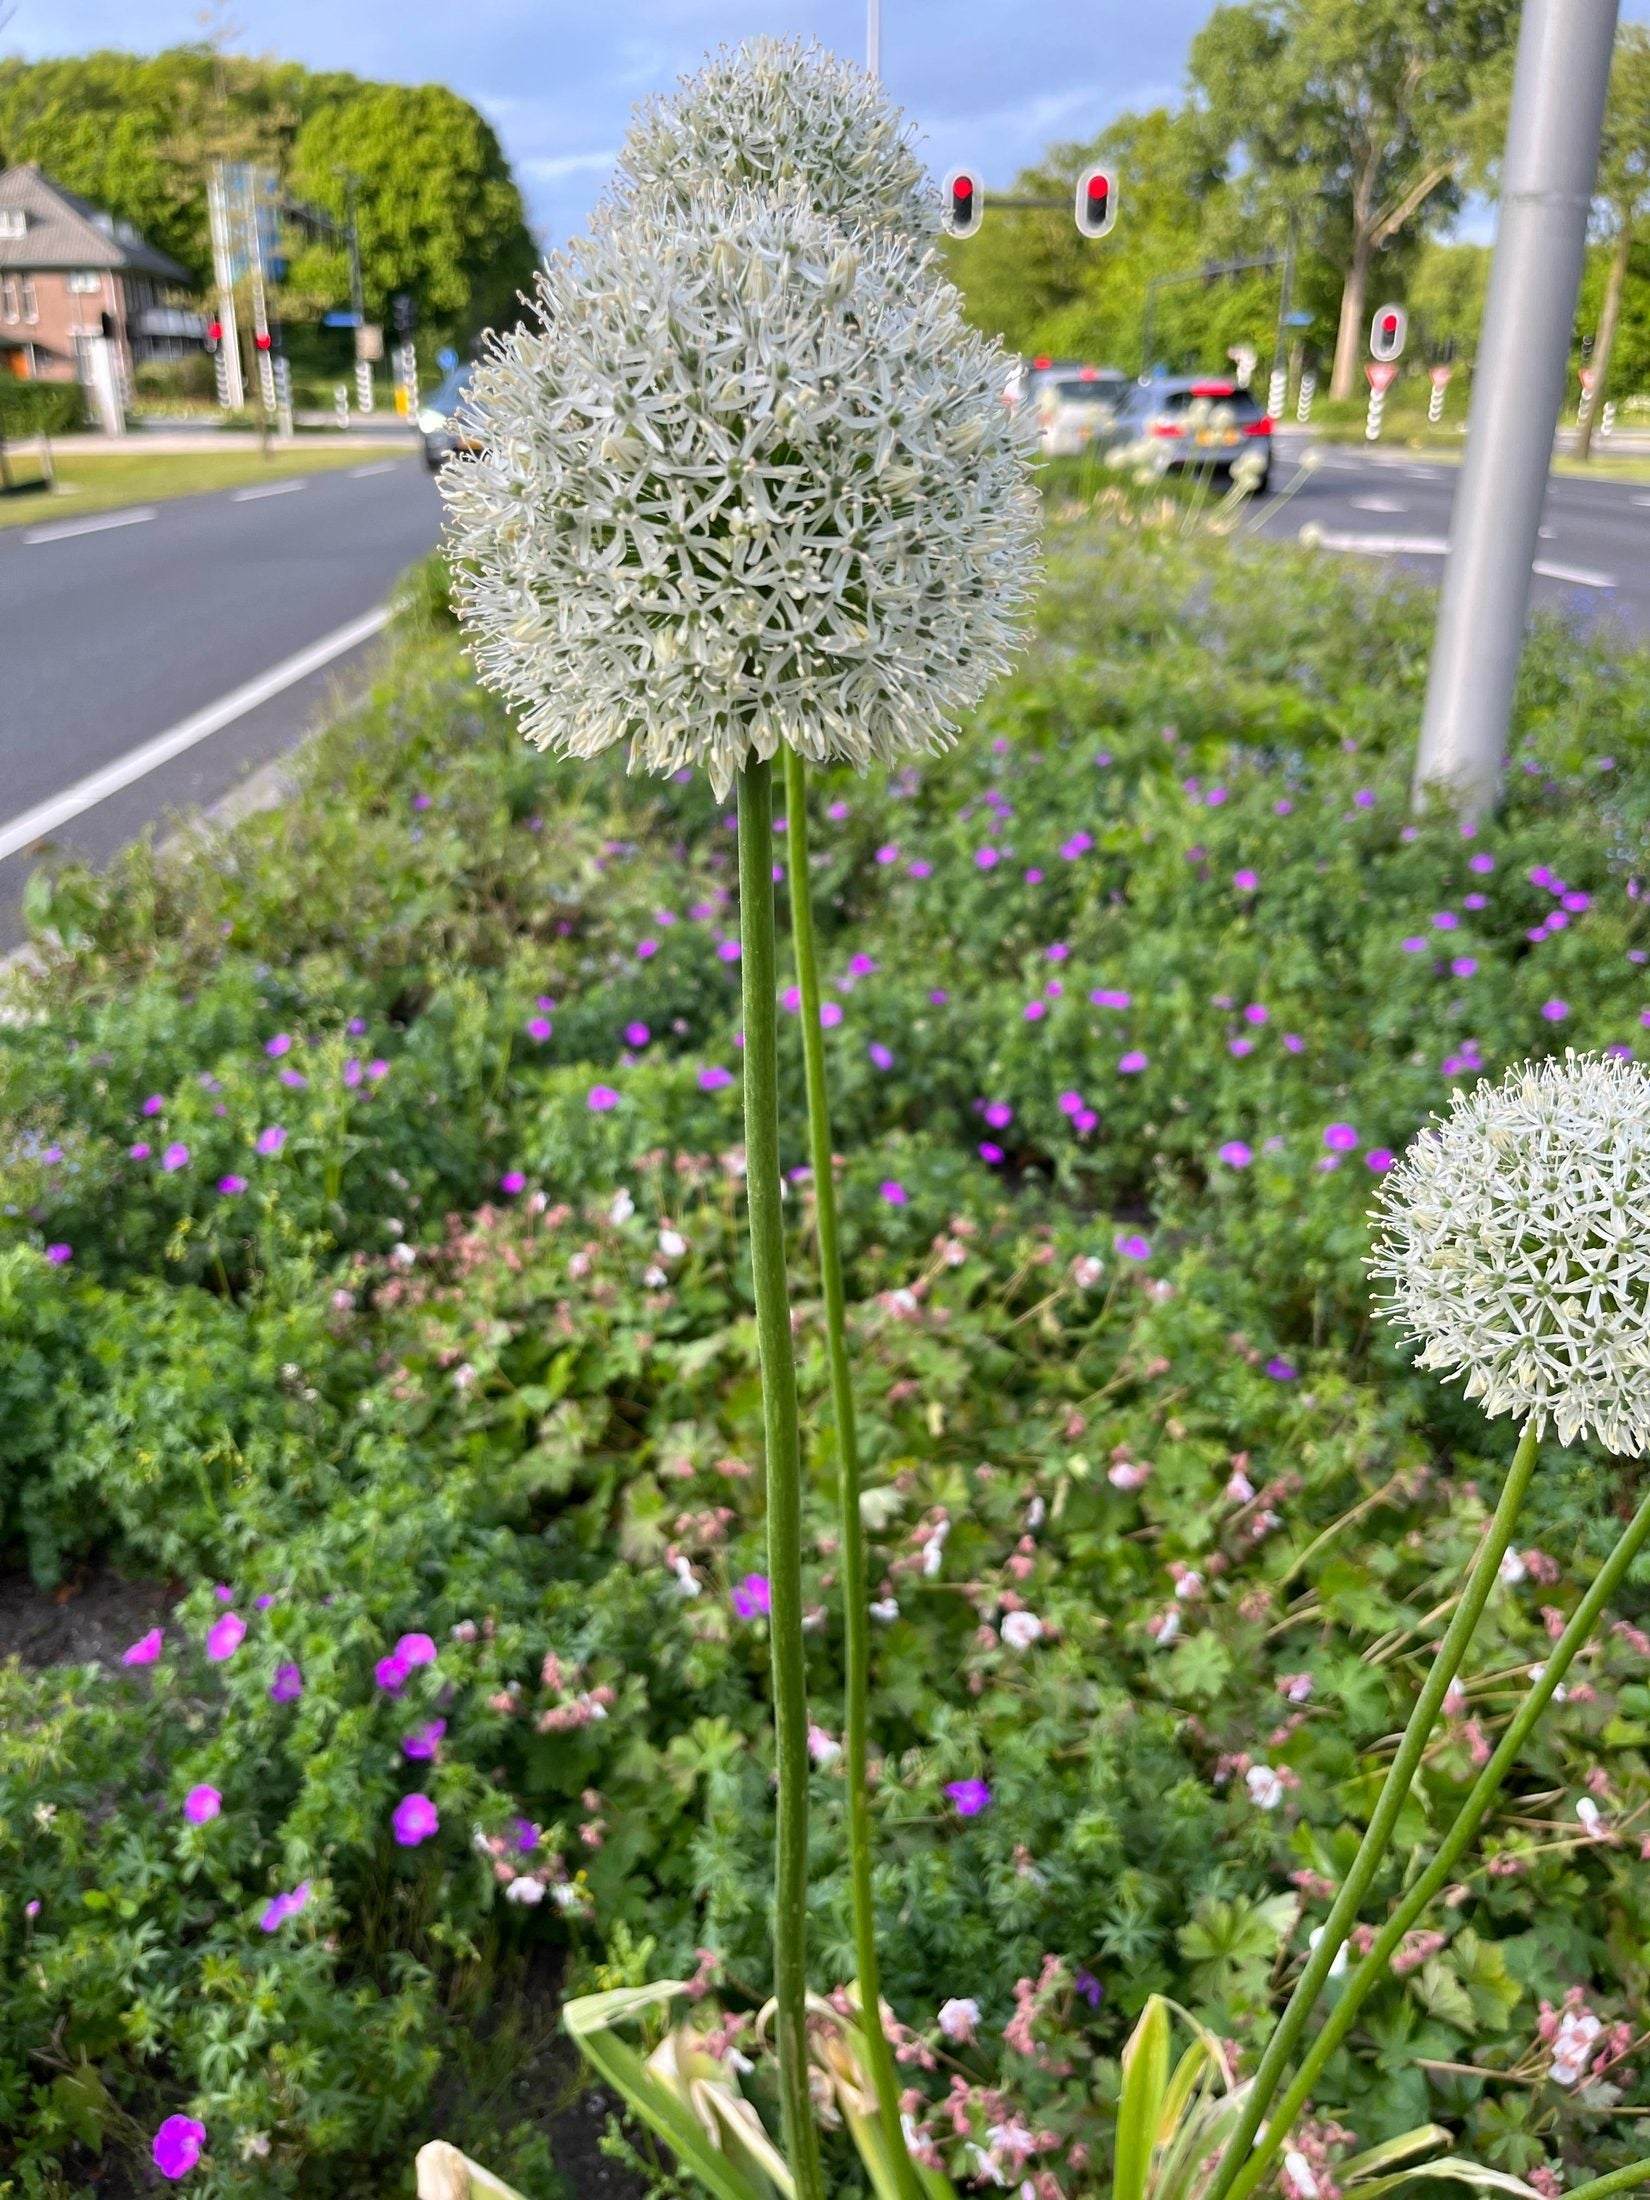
[23,507,156,545]
[349,459,401,477]
[1533,558,1615,588]
[233,479,305,502]
[1350,496,1407,513]
[1305,528,1449,557]
[0,606,393,865]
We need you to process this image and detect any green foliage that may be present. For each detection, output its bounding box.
[0,379,84,437]
[2,517,1650,2194]
[0,45,536,341]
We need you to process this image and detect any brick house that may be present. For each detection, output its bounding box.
[0,163,202,392]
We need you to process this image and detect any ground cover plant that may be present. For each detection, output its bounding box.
[3,504,1650,2197]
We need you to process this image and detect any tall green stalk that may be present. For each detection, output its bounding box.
[1563,2162,1650,2200]
[736,755,825,2200]
[1204,1420,1541,2200]
[783,749,925,2200]
[1226,1478,1650,2200]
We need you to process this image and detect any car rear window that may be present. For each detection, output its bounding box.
[1051,377,1123,402]
[1158,384,1262,419]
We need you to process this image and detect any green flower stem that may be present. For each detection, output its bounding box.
[1205,1419,1541,2200]
[736,755,825,2200]
[1562,2163,1650,2200]
[783,747,925,2200]
[1227,1473,1650,2200]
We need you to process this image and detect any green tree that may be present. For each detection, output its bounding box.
[1576,27,1650,460]
[1186,0,1517,399]
[285,84,538,342]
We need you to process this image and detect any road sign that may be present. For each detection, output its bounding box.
[437,346,459,373]
[1284,309,1314,328]
[1428,363,1454,387]
[1365,361,1399,392]
[1579,366,1597,391]
[1369,303,1408,363]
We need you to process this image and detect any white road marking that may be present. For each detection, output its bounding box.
[349,459,401,477]
[1538,526,1555,539]
[1532,559,1614,588]
[1634,494,1650,508]
[0,606,393,864]
[1304,528,1449,557]
[23,507,156,545]
[1350,495,1406,513]
[233,479,305,502]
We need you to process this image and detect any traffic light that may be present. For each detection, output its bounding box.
[205,319,222,354]
[1074,164,1116,238]
[392,292,416,337]
[1369,303,1408,363]
[254,330,273,352]
[943,169,983,239]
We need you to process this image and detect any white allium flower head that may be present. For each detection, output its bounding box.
[1368,1052,1650,1455]
[611,38,936,240]
[441,191,1040,799]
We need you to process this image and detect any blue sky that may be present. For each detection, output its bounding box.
[10,0,1650,249]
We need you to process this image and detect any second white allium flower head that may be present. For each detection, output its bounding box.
[612,38,935,239]
[1368,1052,1650,1455]
[441,191,1039,799]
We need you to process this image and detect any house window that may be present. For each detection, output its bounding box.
[1,277,18,322]
[0,209,26,239]
[67,269,102,294]
[21,278,37,325]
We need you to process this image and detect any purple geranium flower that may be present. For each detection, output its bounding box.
[259,1880,311,1932]
[945,1778,992,1818]
[587,1084,620,1111]
[161,1142,190,1172]
[392,1794,440,1848]
[205,1613,245,1663]
[270,1662,303,1704]
[184,1785,221,1825]
[1115,1233,1151,1262]
[402,1719,448,1762]
[123,1627,164,1667]
[1323,1123,1359,1152]
[152,2114,207,2181]
[732,1573,771,1619]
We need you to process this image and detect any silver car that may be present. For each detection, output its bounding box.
[1112,375,1273,492]
[1034,367,1129,456]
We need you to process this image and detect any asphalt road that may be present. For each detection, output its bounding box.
[0,454,442,948]
[2,434,1647,953]
[1256,433,1650,634]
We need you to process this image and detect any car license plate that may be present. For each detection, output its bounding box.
[1196,429,1238,447]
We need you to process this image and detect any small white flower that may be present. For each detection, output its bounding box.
[1369,1054,1650,1455]
[672,1554,702,1598]
[999,1610,1044,1650]
[505,1876,546,1906]
[1246,1764,1285,1810]
[1281,2151,1321,2200]
[1550,2008,1603,2086]
[659,1227,688,1259]
[1576,1796,1607,1840]
[807,1723,842,1764]
[869,1597,901,1622]
[1500,1548,1528,1587]
[643,1264,669,1288]
[609,1188,635,1225]
[1174,1569,1204,1602]
[443,186,1039,802]
[1072,1255,1104,1289]
[936,1995,981,2042]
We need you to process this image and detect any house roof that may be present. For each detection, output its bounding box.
[0,164,191,283]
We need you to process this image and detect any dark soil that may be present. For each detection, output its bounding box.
[0,1568,179,1670]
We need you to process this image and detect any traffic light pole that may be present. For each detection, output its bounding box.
[1412,0,1619,818]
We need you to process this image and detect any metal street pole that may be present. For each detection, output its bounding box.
[1412,0,1619,818]
[867,0,880,78]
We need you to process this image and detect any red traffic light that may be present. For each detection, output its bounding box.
[1074,163,1117,238]
[206,320,222,343]
[254,330,273,352]
[943,167,983,238]
[1368,302,1408,363]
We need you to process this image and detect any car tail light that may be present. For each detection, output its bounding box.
[1150,422,1184,439]
[1243,417,1272,437]
[1190,381,1235,398]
